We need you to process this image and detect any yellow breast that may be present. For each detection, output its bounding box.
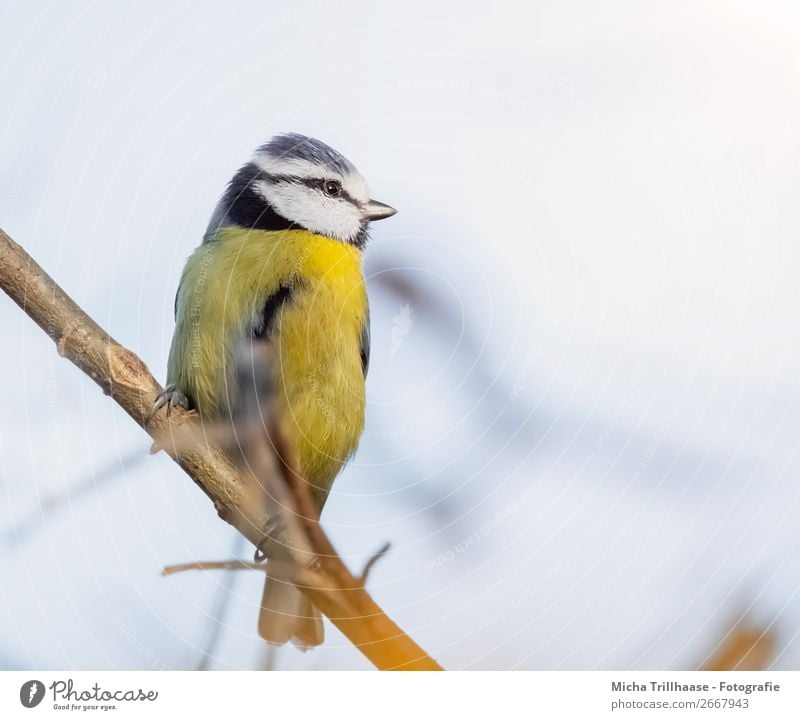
[168,227,367,497]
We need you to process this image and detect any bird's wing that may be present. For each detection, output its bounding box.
[360,301,371,378]
[173,278,182,320]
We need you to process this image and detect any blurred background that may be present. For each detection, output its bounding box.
[1,0,799,670]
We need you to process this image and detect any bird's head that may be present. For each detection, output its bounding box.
[210,132,396,248]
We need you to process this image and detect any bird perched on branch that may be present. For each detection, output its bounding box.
[154,133,396,647]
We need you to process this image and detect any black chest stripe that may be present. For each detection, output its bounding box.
[252,284,295,341]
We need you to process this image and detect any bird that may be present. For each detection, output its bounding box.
[154,132,396,647]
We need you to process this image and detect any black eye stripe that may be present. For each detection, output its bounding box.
[259,172,360,206]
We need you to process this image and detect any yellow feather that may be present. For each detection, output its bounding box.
[168,226,367,498]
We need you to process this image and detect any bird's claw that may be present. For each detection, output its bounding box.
[148,384,190,423]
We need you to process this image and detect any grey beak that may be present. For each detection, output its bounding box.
[363,199,397,221]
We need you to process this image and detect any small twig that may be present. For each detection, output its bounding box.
[162,560,266,576]
[360,542,392,584]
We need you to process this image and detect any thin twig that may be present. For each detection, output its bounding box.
[162,559,265,576]
[360,542,392,584]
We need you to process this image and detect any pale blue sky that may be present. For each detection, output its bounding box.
[2,0,800,670]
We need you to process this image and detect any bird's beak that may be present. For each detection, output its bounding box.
[363,199,397,221]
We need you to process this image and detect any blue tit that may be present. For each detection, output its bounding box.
[157,133,396,647]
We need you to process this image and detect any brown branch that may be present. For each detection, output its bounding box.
[0,227,442,671]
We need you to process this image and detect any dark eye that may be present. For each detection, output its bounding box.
[322,180,342,197]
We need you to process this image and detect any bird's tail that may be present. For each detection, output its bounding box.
[258,576,324,649]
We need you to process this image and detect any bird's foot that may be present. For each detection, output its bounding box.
[147,385,193,454]
[148,384,190,423]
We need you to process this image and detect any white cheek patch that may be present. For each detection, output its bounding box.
[254,180,363,242]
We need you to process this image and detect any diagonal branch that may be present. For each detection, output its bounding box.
[0,227,442,671]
